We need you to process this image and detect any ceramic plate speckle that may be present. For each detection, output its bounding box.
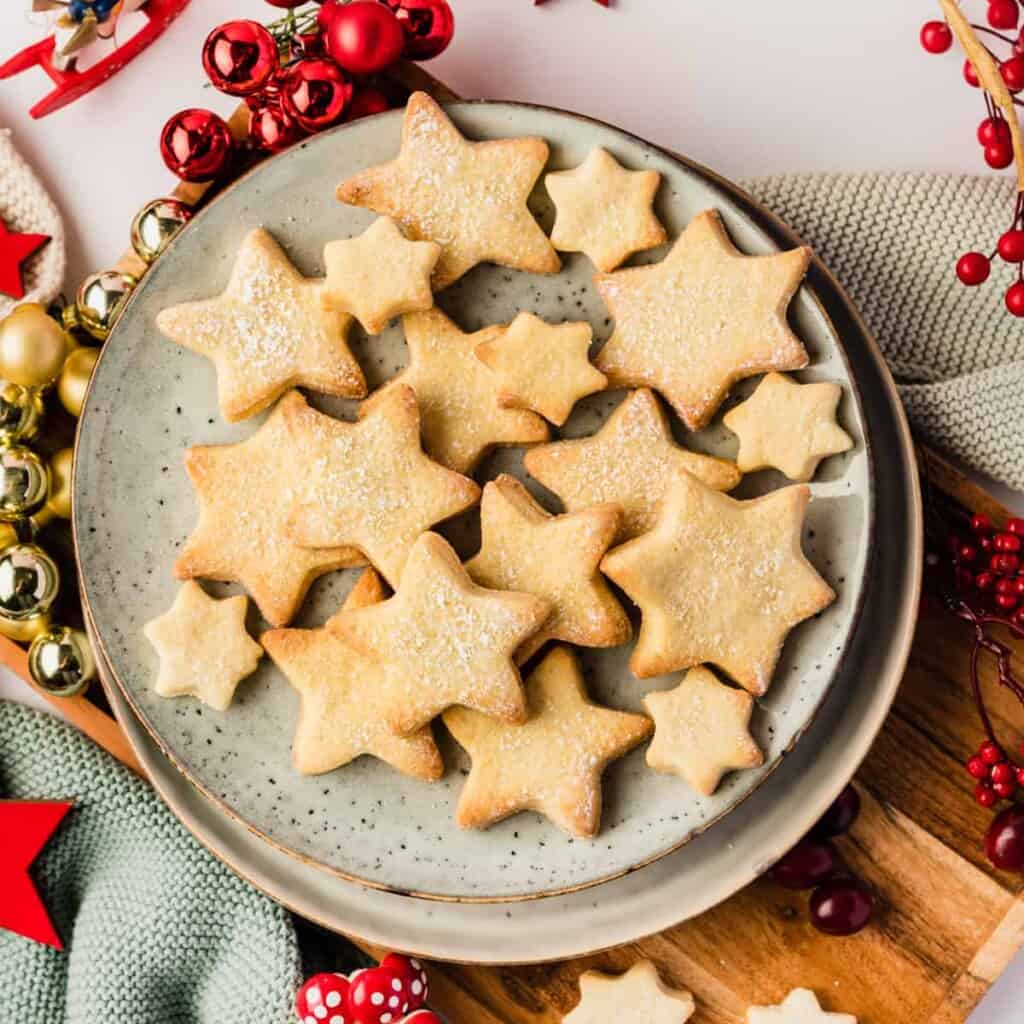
[75,102,873,902]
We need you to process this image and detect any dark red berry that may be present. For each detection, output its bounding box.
[995,531,1023,552]
[999,230,1024,263]
[973,513,993,533]
[982,741,1005,764]
[990,0,1020,30]
[979,117,1013,147]
[809,878,875,936]
[976,782,999,807]
[986,805,1024,870]
[997,593,1019,610]
[1008,281,1024,317]
[956,567,976,592]
[986,140,1015,169]
[1009,517,1024,535]
[992,553,1021,574]
[976,571,996,591]
[1002,56,1024,91]
[921,20,954,53]
[812,785,861,839]
[968,755,990,779]
[1016,577,1024,595]
[992,761,1015,784]
[768,840,838,890]
[1013,607,1024,628]
[996,577,1018,596]
[959,543,978,562]
[956,251,992,285]
[1016,765,1024,786]
[965,59,981,86]
[994,779,1017,799]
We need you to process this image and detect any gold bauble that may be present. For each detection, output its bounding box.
[131,198,192,264]
[0,522,20,550]
[46,447,73,520]
[0,543,59,620]
[76,271,137,342]
[0,381,44,444]
[58,346,99,418]
[28,626,96,698]
[0,305,73,388]
[0,446,49,521]
[0,610,50,643]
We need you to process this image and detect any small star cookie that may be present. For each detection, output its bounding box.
[723,373,854,482]
[594,209,810,430]
[601,471,835,694]
[474,312,607,426]
[563,961,695,1024]
[644,667,763,796]
[282,384,480,587]
[747,989,856,1024]
[322,216,440,334]
[333,531,551,735]
[144,581,263,711]
[523,388,741,542]
[546,147,667,272]
[337,91,560,289]
[156,228,365,422]
[465,475,630,662]
[443,646,652,838]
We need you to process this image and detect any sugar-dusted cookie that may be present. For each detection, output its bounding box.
[594,209,810,430]
[546,147,667,272]
[747,990,856,1024]
[644,667,763,795]
[155,228,365,422]
[601,471,835,694]
[144,581,262,711]
[337,91,560,289]
[444,646,652,838]
[333,532,551,735]
[524,388,741,542]
[564,961,695,1024]
[262,568,443,781]
[723,373,854,482]
[322,216,440,334]
[362,308,549,473]
[474,312,606,426]
[465,475,630,662]
[282,385,480,587]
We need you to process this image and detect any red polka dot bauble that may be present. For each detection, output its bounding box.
[347,964,410,1024]
[295,973,351,1024]
[280,58,352,132]
[160,108,233,182]
[380,953,429,1010]
[383,0,455,61]
[325,1,405,75]
[248,100,304,153]
[202,20,278,97]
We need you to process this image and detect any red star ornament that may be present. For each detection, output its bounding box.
[0,219,50,300]
[0,800,73,949]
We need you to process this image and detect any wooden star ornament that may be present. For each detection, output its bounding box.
[563,962,695,1024]
[0,218,49,299]
[747,989,856,1024]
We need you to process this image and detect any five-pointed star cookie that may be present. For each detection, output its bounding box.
[465,475,630,662]
[322,216,441,334]
[337,91,560,289]
[155,228,366,422]
[333,531,551,735]
[564,961,696,1024]
[747,989,856,1024]
[144,581,263,711]
[644,667,763,796]
[474,312,607,426]
[524,388,741,542]
[262,568,443,780]
[546,147,667,272]
[444,646,652,838]
[594,209,810,430]
[363,308,549,473]
[723,373,854,482]
[282,384,480,587]
[600,471,835,694]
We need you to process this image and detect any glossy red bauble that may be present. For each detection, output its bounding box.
[920,20,953,53]
[160,108,233,182]
[956,251,991,285]
[985,140,1015,169]
[990,0,1020,30]
[280,58,352,131]
[202,20,278,97]
[383,0,456,60]
[325,2,405,75]
[248,101,304,153]
[1006,280,1024,317]
[295,973,351,1022]
[347,86,392,120]
[965,59,981,86]
[986,805,1024,871]
[347,964,409,1024]
[380,953,429,1010]
[1002,55,1024,92]
[978,117,1012,147]
[809,878,875,936]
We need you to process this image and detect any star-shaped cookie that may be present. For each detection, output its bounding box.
[156,228,366,422]
[747,989,856,1024]
[362,308,549,473]
[465,475,630,662]
[474,312,607,426]
[282,384,480,587]
[723,373,854,482]
[337,91,560,289]
[443,646,652,838]
[332,531,551,735]
[600,471,835,694]
[546,147,667,272]
[594,209,810,430]
[564,962,695,1024]
[144,581,263,711]
[322,216,440,334]
[644,667,763,796]
[262,569,443,780]
[523,388,741,542]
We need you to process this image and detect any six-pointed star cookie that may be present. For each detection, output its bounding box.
[144,581,263,711]
[594,209,810,430]
[362,308,549,473]
[546,147,667,272]
[322,216,440,334]
[644,667,764,795]
[155,228,366,422]
[444,646,652,838]
[337,91,560,289]
[747,989,856,1024]
[465,475,630,662]
[723,373,854,481]
[474,312,607,426]
[333,531,551,735]
[601,471,835,694]
[564,961,696,1024]
[524,388,741,542]
[282,384,480,586]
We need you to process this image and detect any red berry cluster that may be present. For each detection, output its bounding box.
[966,739,1024,806]
[951,513,1024,623]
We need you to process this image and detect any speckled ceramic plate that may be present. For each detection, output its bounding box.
[75,102,873,902]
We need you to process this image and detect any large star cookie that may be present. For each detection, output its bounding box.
[644,667,763,795]
[524,388,741,542]
[723,373,854,482]
[594,209,810,430]
[282,384,480,587]
[546,147,667,272]
[144,581,263,711]
[262,568,443,780]
[747,990,856,1024]
[333,532,551,735]
[444,647,651,837]
[156,228,365,422]
[564,962,695,1024]
[363,308,549,473]
[337,91,560,289]
[601,471,835,694]
[465,475,630,662]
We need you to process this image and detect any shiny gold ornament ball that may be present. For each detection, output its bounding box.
[46,447,73,521]
[75,271,137,342]
[131,198,192,264]
[0,610,50,643]
[0,446,49,521]
[0,543,59,620]
[28,626,96,697]
[0,304,73,388]
[0,382,44,444]
[58,346,99,418]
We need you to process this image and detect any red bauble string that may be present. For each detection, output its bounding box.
[383,0,456,61]
[0,219,50,300]
[279,59,352,131]
[325,2,405,75]
[160,108,234,182]
[202,20,279,97]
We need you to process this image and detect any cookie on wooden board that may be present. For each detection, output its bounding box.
[747,989,856,1024]
[563,961,695,1024]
